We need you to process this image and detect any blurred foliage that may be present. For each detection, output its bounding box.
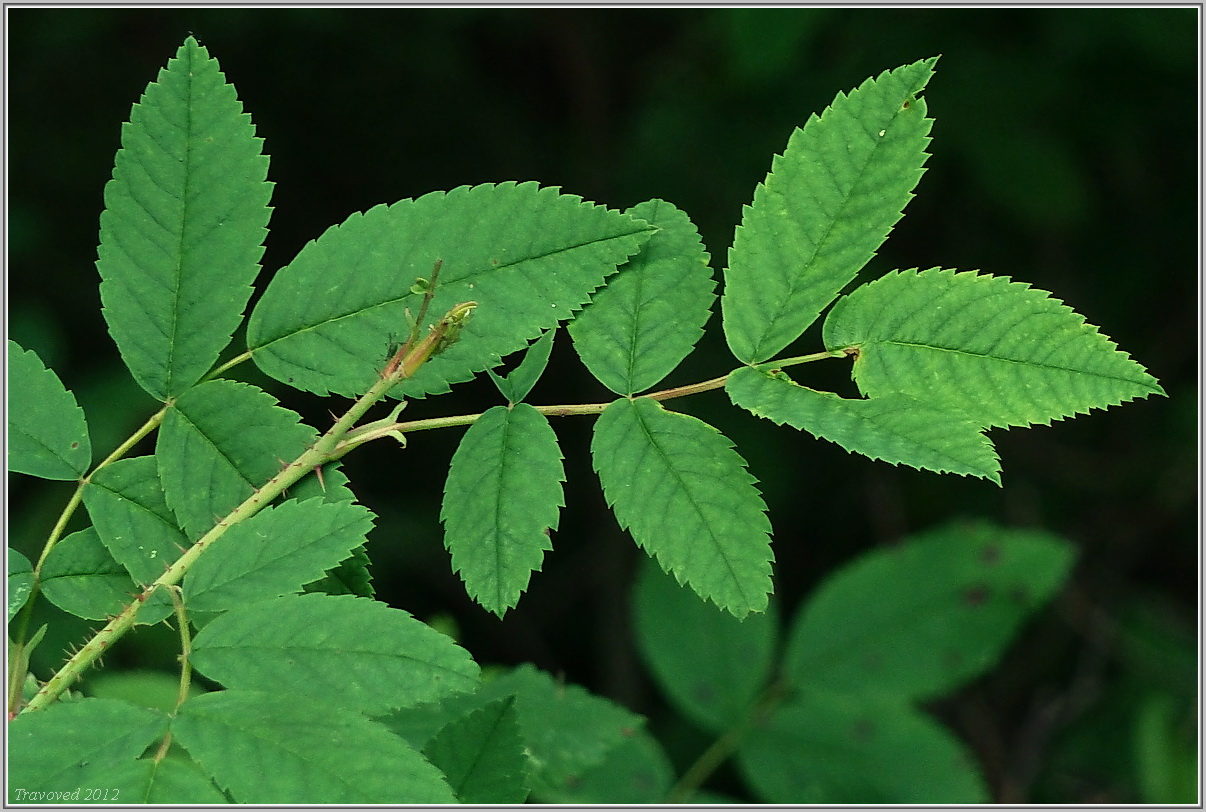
[8,9,1196,803]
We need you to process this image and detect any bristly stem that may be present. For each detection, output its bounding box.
[19,301,476,715]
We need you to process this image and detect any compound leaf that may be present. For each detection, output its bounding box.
[247,182,653,398]
[172,689,455,804]
[783,520,1075,701]
[190,593,480,716]
[441,404,564,616]
[592,397,773,617]
[41,527,171,624]
[736,688,989,803]
[723,57,937,364]
[96,36,272,400]
[823,268,1165,428]
[157,379,317,539]
[726,365,1001,484]
[82,456,188,586]
[183,499,375,612]
[8,340,91,480]
[422,696,530,804]
[570,198,716,394]
[9,698,170,803]
[487,328,557,404]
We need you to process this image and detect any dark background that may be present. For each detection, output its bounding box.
[8,8,1198,803]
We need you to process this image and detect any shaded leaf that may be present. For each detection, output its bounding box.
[725,365,1001,483]
[247,182,653,398]
[722,58,937,364]
[379,663,643,794]
[570,198,716,394]
[96,36,272,399]
[531,727,675,804]
[422,696,530,803]
[190,593,479,716]
[303,544,374,599]
[823,268,1165,428]
[172,689,455,804]
[8,340,91,480]
[783,520,1075,700]
[632,557,778,732]
[86,669,205,714]
[736,688,989,803]
[441,404,564,615]
[592,397,773,616]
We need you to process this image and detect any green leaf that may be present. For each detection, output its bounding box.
[7,340,91,479]
[487,328,557,404]
[247,182,653,398]
[379,663,644,794]
[8,548,34,622]
[736,688,989,803]
[83,456,188,585]
[783,520,1075,701]
[303,543,375,599]
[531,728,675,804]
[487,664,644,794]
[570,198,716,394]
[157,379,317,539]
[822,268,1166,428]
[722,57,937,364]
[190,593,479,716]
[98,758,228,804]
[183,499,375,612]
[172,689,455,804]
[632,558,778,732]
[441,404,564,615]
[422,696,530,803]
[591,397,774,616]
[1134,690,1198,804]
[725,365,1001,484]
[9,697,170,802]
[96,36,272,400]
[41,528,172,624]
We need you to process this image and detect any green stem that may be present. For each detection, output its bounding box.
[665,678,792,803]
[20,304,475,715]
[152,586,193,762]
[9,406,169,717]
[362,350,847,439]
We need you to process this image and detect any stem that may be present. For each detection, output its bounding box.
[354,350,848,439]
[665,678,792,803]
[20,303,475,714]
[9,406,169,716]
[153,586,192,762]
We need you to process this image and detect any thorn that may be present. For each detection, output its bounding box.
[314,465,327,493]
